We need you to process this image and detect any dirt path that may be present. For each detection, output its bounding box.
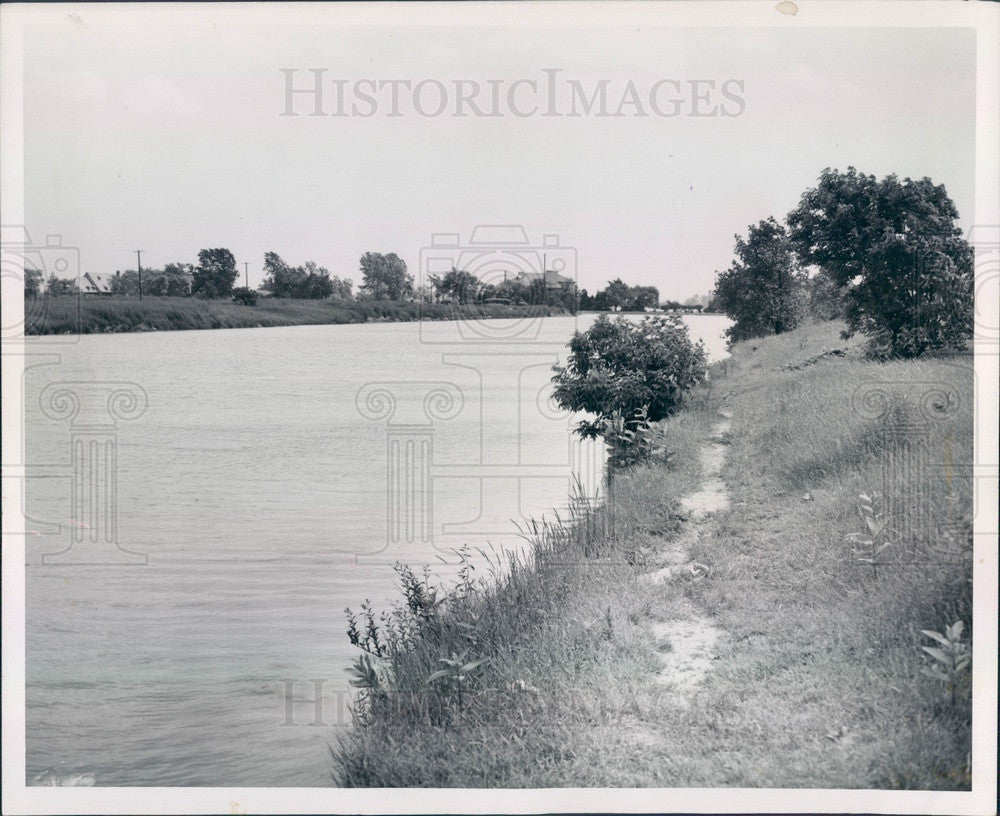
[644,411,731,702]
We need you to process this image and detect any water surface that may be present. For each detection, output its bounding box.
[25,313,730,786]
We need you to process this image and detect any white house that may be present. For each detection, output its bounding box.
[80,273,113,295]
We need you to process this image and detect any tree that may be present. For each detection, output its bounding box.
[787,167,974,357]
[113,263,192,297]
[551,314,708,439]
[804,270,844,320]
[24,267,43,298]
[192,248,238,298]
[359,252,412,301]
[46,275,79,296]
[261,253,351,300]
[713,217,804,343]
[596,278,631,311]
[630,285,660,311]
[159,263,194,296]
[430,268,480,304]
[590,279,659,312]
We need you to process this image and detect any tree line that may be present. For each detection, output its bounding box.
[711,167,975,358]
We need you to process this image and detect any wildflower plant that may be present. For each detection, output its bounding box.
[920,621,971,705]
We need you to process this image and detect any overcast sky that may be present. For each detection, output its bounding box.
[24,19,976,298]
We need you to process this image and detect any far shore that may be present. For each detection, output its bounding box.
[23,294,724,337]
[23,295,572,336]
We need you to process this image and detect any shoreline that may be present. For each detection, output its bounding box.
[22,295,727,337]
[22,296,573,336]
[333,319,973,789]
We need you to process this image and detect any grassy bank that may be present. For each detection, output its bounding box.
[333,320,973,788]
[23,295,569,335]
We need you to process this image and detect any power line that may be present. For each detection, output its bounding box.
[136,250,143,301]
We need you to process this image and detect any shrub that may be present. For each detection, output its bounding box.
[551,313,707,439]
[231,286,259,306]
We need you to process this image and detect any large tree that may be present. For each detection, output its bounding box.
[359,252,413,301]
[430,268,480,304]
[114,263,193,297]
[192,248,238,298]
[787,167,974,357]
[262,253,350,300]
[713,217,804,342]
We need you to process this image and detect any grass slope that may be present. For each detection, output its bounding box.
[23,295,569,335]
[333,320,973,789]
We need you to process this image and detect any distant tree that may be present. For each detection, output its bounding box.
[683,293,712,309]
[359,252,413,301]
[551,313,708,439]
[192,248,238,298]
[713,217,804,343]
[327,273,353,300]
[261,253,345,299]
[597,278,631,311]
[430,268,480,304]
[787,167,973,357]
[46,275,79,296]
[300,261,336,300]
[160,263,194,296]
[24,267,43,298]
[805,270,844,320]
[589,279,658,312]
[114,263,192,297]
[261,252,303,298]
[630,285,660,311]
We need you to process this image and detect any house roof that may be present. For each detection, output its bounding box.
[81,272,113,293]
[514,270,574,286]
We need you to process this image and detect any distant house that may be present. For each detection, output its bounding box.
[513,270,576,290]
[80,273,113,295]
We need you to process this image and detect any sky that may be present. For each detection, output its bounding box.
[23,17,977,299]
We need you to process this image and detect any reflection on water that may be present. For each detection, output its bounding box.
[24,313,730,786]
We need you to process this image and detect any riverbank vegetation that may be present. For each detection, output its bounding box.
[333,319,972,787]
[714,167,974,358]
[23,295,569,336]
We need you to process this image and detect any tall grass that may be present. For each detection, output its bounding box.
[333,320,974,788]
[23,295,570,335]
[333,409,712,787]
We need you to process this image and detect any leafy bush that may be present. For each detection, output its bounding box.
[598,407,673,472]
[231,286,259,306]
[551,313,707,439]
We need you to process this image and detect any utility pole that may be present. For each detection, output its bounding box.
[135,250,143,301]
[244,262,250,289]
